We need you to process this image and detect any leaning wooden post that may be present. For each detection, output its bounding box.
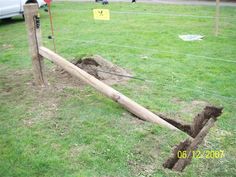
[24,4,46,86]
[173,118,217,171]
[215,0,220,36]
[39,46,181,131]
[163,106,223,171]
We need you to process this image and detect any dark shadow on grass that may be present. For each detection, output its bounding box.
[0,18,24,26]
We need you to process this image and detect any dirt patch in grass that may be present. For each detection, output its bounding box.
[169,98,210,123]
[128,134,161,177]
[181,100,209,114]
[68,144,87,158]
[172,98,209,114]
[57,55,132,85]
[0,67,64,128]
[49,67,84,90]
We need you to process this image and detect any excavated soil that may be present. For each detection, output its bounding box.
[57,55,132,85]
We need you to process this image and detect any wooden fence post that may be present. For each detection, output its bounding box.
[24,3,46,86]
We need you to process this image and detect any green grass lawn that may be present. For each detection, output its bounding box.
[0,2,236,177]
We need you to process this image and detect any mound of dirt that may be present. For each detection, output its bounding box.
[60,55,132,85]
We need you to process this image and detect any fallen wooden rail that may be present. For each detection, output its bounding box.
[39,46,178,131]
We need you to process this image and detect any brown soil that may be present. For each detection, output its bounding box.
[190,106,223,137]
[157,105,223,137]
[57,55,132,85]
[157,113,192,135]
[163,139,191,169]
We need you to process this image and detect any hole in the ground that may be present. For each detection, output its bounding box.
[57,55,132,85]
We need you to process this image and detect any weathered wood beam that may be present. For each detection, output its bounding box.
[24,4,46,86]
[173,118,217,171]
[39,46,180,131]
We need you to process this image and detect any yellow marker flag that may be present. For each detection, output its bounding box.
[93,9,110,20]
